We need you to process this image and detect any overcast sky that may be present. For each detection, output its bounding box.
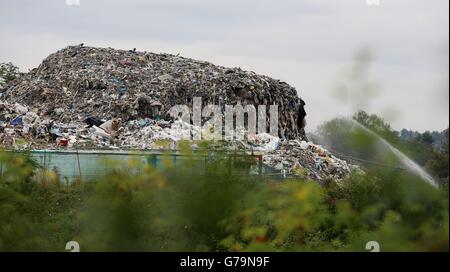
[0,0,448,132]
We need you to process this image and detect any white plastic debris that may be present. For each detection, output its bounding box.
[300,140,309,150]
[89,125,110,139]
[250,133,281,153]
[14,103,28,114]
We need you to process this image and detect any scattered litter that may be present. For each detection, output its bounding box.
[10,116,23,126]
[0,46,353,181]
[300,140,309,150]
[1,45,307,141]
[262,140,351,181]
[58,138,69,147]
[99,118,121,134]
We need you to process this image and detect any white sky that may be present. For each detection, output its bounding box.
[0,0,448,132]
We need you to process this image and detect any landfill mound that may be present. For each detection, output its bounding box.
[262,138,352,181]
[0,45,352,181]
[235,133,352,181]
[1,45,306,140]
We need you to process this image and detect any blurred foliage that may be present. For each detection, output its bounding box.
[222,171,448,252]
[425,129,449,181]
[0,144,448,252]
[0,152,82,251]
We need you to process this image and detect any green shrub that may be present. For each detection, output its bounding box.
[0,150,448,252]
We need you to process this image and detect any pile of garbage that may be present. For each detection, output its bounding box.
[0,45,353,181]
[0,100,194,149]
[260,138,352,181]
[0,99,352,180]
[1,45,306,140]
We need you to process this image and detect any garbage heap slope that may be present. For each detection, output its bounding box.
[1,45,307,140]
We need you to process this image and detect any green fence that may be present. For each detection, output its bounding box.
[1,150,287,181]
[18,150,285,181]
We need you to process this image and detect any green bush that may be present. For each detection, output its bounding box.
[0,62,19,84]
[0,149,448,252]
